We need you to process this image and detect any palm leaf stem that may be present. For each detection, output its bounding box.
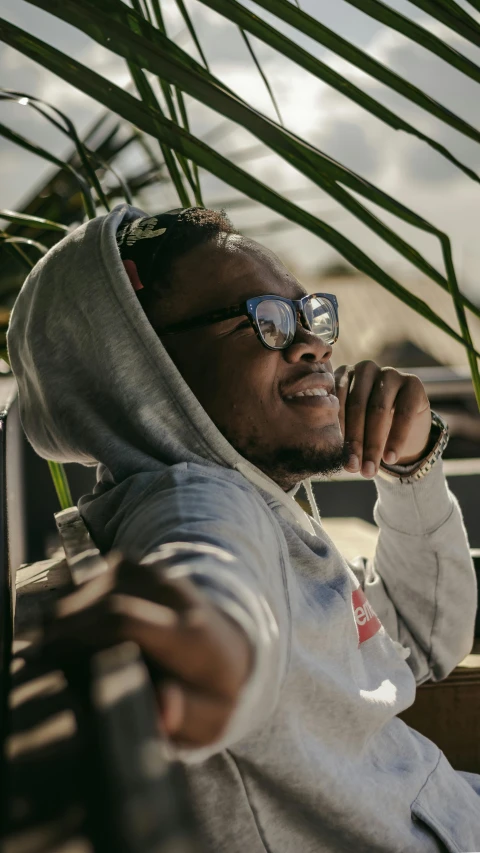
[128,60,192,207]
[0,210,69,231]
[171,0,210,69]
[0,118,96,219]
[0,90,109,212]
[147,0,203,204]
[239,29,283,125]
[47,461,73,510]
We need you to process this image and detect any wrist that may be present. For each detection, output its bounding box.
[379,411,449,484]
[396,433,434,466]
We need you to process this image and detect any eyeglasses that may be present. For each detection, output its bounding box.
[160,292,339,351]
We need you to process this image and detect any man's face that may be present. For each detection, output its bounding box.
[157,235,348,489]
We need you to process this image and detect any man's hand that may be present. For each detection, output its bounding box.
[44,556,252,748]
[334,361,431,478]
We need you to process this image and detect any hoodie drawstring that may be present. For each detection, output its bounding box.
[305,479,321,526]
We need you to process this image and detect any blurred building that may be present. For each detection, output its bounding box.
[306,269,480,459]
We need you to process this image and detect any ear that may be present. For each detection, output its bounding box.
[122,259,144,292]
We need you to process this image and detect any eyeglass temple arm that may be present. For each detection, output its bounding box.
[158,302,248,336]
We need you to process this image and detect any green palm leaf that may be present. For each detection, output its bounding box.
[0,117,96,218]
[404,1,480,45]
[12,3,480,330]
[342,0,480,84]
[2,1,480,408]
[131,0,200,205]
[0,210,69,232]
[194,0,480,183]
[169,0,210,69]
[245,0,480,145]
[1,235,48,254]
[0,90,108,214]
[239,28,283,125]
[1,14,478,365]
[47,461,73,510]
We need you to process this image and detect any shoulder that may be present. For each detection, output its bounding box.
[111,462,280,558]
[150,462,276,531]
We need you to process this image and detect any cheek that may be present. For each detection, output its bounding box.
[166,338,280,422]
[210,351,280,420]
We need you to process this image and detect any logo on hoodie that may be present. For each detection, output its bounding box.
[352,587,382,645]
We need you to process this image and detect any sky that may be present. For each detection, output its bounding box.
[2,0,480,299]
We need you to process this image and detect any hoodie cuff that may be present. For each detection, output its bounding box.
[374,459,454,536]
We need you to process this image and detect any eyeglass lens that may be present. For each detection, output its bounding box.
[255,296,335,349]
[255,299,295,348]
[303,296,335,342]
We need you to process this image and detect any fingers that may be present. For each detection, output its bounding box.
[158,681,234,747]
[339,363,430,477]
[341,361,379,473]
[45,579,251,700]
[333,364,353,439]
[110,594,250,699]
[361,368,401,475]
[42,564,252,749]
[383,381,431,464]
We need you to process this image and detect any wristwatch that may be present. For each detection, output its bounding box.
[378,410,449,485]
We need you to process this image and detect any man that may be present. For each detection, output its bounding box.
[8,204,480,852]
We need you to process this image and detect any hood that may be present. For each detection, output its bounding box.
[7,203,313,530]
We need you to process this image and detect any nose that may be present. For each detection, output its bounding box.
[283,322,333,364]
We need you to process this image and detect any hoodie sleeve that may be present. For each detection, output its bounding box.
[357,461,476,684]
[110,468,290,761]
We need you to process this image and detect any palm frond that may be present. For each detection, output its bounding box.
[242,0,480,144]
[1,0,479,407]
[1,15,478,363]
[337,0,480,86]
[8,5,478,330]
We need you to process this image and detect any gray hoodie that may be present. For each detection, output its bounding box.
[8,204,480,853]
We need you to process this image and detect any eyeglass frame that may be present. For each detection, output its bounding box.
[159,292,339,351]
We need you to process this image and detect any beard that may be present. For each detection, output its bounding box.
[222,422,350,491]
[264,441,351,484]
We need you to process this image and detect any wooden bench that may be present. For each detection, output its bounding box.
[400,647,480,774]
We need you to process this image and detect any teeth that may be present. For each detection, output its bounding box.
[286,387,329,399]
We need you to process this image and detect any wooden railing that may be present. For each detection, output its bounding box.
[3,510,203,852]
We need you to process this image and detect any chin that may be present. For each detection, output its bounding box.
[264,437,351,484]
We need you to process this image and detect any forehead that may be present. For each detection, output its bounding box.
[170,235,307,317]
